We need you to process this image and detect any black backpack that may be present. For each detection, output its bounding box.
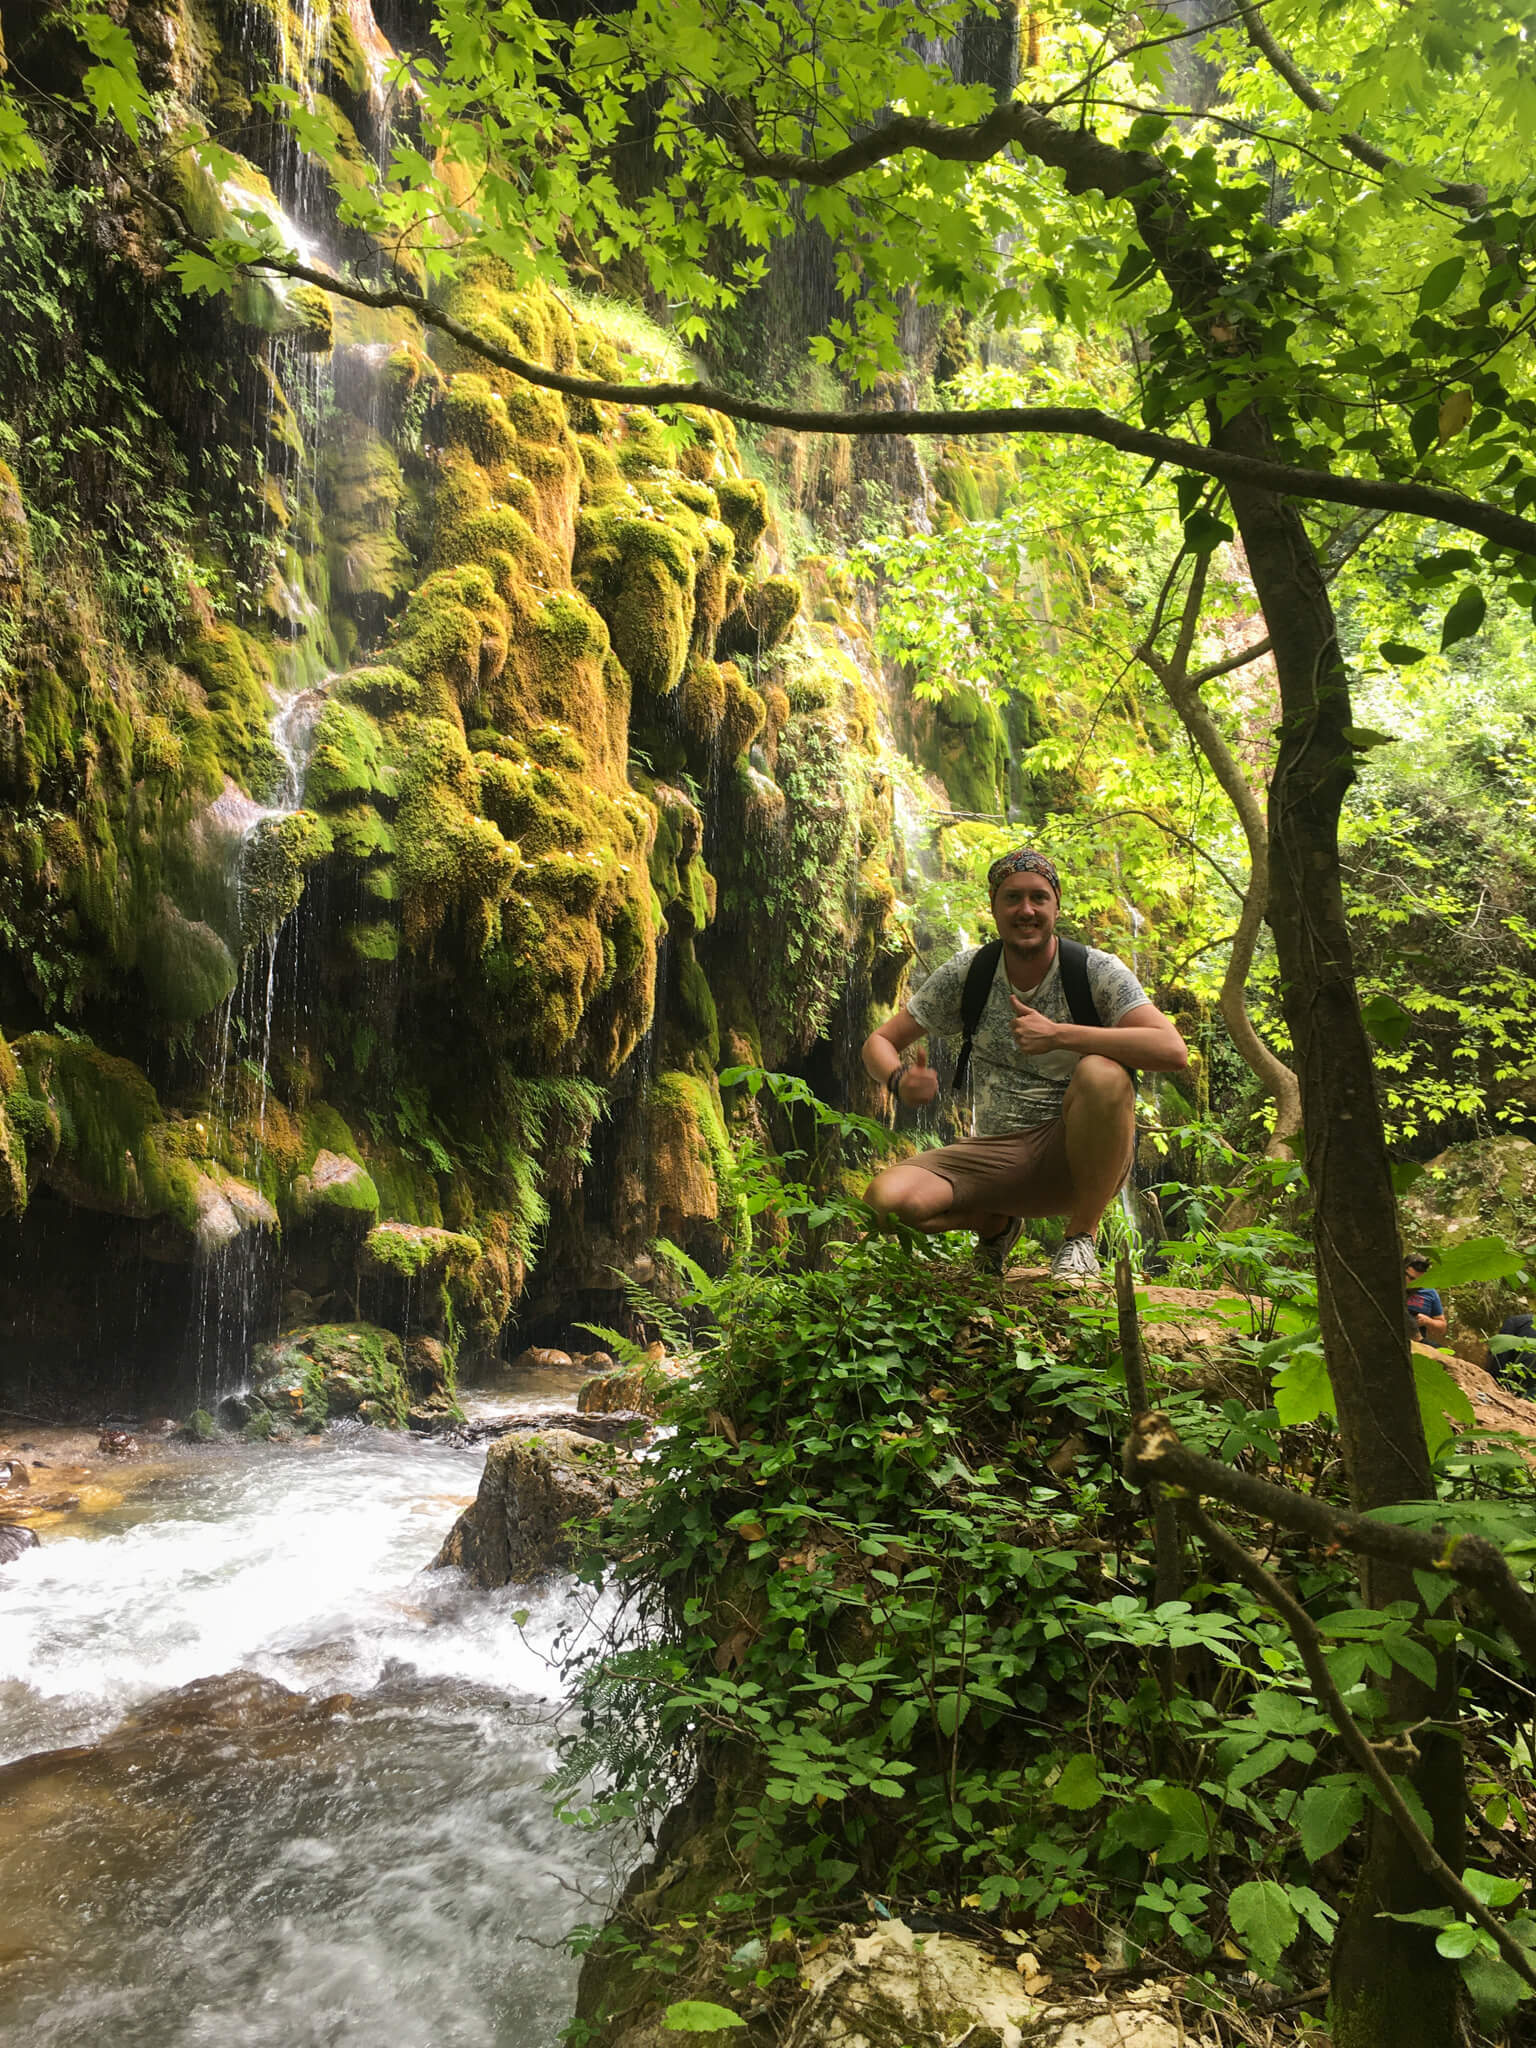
[951,937,1129,1092]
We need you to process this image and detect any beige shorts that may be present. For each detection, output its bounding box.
[919,1122,1132,1220]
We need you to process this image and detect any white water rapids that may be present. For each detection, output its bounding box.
[0,1390,622,2046]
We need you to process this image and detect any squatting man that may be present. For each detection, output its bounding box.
[860,849,1189,1285]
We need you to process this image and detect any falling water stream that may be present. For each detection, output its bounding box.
[0,1372,620,2046]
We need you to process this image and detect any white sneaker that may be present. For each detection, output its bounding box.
[1049,1234,1102,1286]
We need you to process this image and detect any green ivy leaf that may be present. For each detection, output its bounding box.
[1297,1776,1365,1860]
[1361,992,1414,1050]
[1378,640,1430,666]
[1228,1879,1299,1972]
[663,2002,747,2031]
[1418,255,1466,311]
[1440,584,1487,651]
[1051,1752,1106,1808]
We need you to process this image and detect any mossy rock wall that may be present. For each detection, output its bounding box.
[0,15,919,1394]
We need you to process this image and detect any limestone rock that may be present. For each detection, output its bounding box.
[578,1359,689,1419]
[431,1428,639,1586]
[510,1345,575,1372]
[792,1921,1182,2048]
[290,1147,380,1226]
[252,1321,409,1428]
[193,1167,278,1257]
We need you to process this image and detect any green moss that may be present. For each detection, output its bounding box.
[305,700,394,805]
[13,1035,199,1233]
[719,662,765,762]
[287,282,334,353]
[139,894,240,1020]
[915,686,1009,816]
[322,431,411,618]
[438,373,521,466]
[348,920,399,963]
[676,944,720,1065]
[0,1033,26,1217]
[183,617,284,795]
[748,575,801,648]
[240,809,335,941]
[713,475,768,564]
[574,501,704,698]
[330,804,396,861]
[394,717,520,952]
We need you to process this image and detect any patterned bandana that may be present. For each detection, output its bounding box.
[987,848,1061,900]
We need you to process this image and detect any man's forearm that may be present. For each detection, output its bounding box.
[1050,1020,1187,1071]
[861,1033,903,1086]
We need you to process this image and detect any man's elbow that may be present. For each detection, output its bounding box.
[1157,1032,1190,1075]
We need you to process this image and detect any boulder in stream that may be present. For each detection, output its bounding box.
[431,1428,641,1586]
[251,1321,410,1429]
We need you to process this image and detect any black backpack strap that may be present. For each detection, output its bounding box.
[952,940,1003,1093]
[1058,935,1137,1087]
[1055,937,1102,1028]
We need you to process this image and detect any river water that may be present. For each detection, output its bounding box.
[0,1390,619,2046]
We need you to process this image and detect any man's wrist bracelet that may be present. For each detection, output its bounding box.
[886,1069,904,1104]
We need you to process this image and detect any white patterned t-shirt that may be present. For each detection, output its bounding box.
[907,942,1149,1136]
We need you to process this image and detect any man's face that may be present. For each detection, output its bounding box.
[991,870,1059,951]
[1405,1261,1428,1285]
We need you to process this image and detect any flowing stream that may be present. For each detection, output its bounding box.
[0,1379,618,2046]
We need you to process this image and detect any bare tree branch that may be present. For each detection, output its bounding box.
[1124,1411,1536,1674]
[242,251,1536,554]
[1235,4,1488,213]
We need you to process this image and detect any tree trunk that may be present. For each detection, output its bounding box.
[1145,586,1301,1160]
[1222,457,1464,2048]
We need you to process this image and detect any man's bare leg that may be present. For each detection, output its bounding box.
[1061,1055,1136,1238]
[862,1160,1009,1238]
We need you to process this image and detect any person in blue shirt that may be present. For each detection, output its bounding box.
[1404,1253,1447,1344]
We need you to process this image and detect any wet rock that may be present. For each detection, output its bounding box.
[252,1321,409,1429]
[216,1391,259,1430]
[431,1428,641,1587]
[0,1459,29,1486]
[0,1524,39,1565]
[578,1358,689,1419]
[289,1147,380,1227]
[178,1408,219,1442]
[97,1429,139,1456]
[510,1345,575,1372]
[192,1167,279,1257]
[580,1349,615,1373]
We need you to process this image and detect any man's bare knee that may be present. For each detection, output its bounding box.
[864,1165,953,1228]
[1067,1055,1134,1109]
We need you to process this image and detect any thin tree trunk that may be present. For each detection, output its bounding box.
[1221,454,1463,2048]
[1140,561,1301,1158]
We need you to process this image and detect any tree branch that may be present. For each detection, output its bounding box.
[245,249,1536,552]
[1124,1412,1536,1674]
[1180,1498,1536,1997]
[1236,4,1487,214]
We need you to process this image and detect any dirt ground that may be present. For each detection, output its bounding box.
[1001,1264,1536,1446]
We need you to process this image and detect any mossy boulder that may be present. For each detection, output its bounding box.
[251,1321,409,1429]
[12,1035,199,1235]
[0,1030,29,1216]
[288,1147,380,1227]
[1401,1135,1536,1333]
[137,894,239,1022]
[239,810,334,942]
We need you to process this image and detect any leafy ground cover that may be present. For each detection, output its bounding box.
[556,1097,1536,2044]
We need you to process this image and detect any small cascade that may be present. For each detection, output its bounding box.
[191,674,334,1400]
